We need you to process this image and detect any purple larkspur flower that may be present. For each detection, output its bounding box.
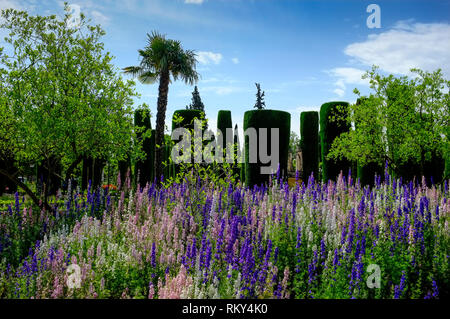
[394,272,406,299]
[151,242,157,268]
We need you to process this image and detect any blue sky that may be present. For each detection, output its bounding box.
[1,0,449,140]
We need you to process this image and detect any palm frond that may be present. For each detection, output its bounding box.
[138,71,158,84]
[122,66,143,77]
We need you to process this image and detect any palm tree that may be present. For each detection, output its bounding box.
[123,31,199,182]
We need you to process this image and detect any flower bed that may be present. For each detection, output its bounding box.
[0,171,448,299]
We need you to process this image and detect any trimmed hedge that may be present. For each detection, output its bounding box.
[172,110,206,174]
[217,110,232,146]
[135,109,153,187]
[243,110,290,187]
[172,109,205,132]
[217,110,233,162]
[233,124,240,177]
[319,101,351,183]
[300,111,319,181]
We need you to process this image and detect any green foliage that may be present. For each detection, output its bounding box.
[186,86,204,111]
[123,30,199,182]
[172,110,206,132]
[0,6,137,205]
[300,111,319,180]
[217,111,233,144]
[217,110,233,169]
[319,101,351,182]
[328,66,449,183]
[243,110,290,187]
[289,132,301,155]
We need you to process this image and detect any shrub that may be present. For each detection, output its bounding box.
[319,102,351,183]
[300,111,319,181]
[243,110,290,187]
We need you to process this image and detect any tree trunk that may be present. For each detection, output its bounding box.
[65,155,83,189]
[154,70,170,183]
[0,168,53,212]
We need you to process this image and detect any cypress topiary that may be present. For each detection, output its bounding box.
[217,110,233,165]
[172,109,206,172]
[300,111,319,181]
[172,109,206,132]
[243,109,290,187]
[233,124,241,177]
[135,108,153,188]
[217,110,232,145]
[319,101,351,183]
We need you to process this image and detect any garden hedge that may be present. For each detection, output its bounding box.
[217,110,233,162]
[217,110,232,147]
[319,101,351,183]
[243,109,290,187]
[172,109,205,132]
[300,111,319,181]
[172,110,206,174]
[134,109,153,188]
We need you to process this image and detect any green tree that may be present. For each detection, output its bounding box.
[289,131,301,155]
[254,83,266,110]
[123,31,199,182]
[186,86,205,111]
[329,66,449,181]
[0,5,138,210]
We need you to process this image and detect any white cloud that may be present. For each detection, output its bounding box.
[329,67,369,88]
[196,51,223,65]
[231,57,239,64]
[91,10,110,26]
[333,88,345,97]
[0,0,21,11]
[344,22,450,77]
[327,67,369,97]
[202,86,239,95]
[185,0,204,4]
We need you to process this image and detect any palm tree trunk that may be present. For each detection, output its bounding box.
[155,70,170,183]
